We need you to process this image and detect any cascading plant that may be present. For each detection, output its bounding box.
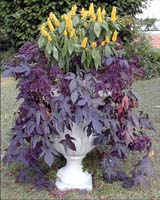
[3,3,156,192]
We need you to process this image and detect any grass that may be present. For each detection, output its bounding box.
[1,77,160,200]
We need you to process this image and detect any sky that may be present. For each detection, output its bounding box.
[137,0,160,19]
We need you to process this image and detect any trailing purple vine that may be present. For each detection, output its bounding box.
[3,42,156,190]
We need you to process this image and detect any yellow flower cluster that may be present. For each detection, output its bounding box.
[88,3,96,22]
[83,22,88,27]
[97,7,103,24]
[105,36,110,43]
[101,8,106,16]
[111,6,116,23]
[91,42,97,49]
[69,28,75,38]
[81,37,88,48]
[63,30,67,36]
[112,31,118,42]
[40,23,52,42]
[47,18,54,32]
[65,15,73,33]
[62,5,78,39]
[81,4,106,23]
[81,7,88,19]
[40,3,118,47]
[101,41,106,47]
[63,14,76,38]
[69,4,77,17]
[49,12,60,27]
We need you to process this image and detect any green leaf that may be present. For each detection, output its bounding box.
[104,45,113,56]
[46,42,52,55]
[74,44,81,53]
[111,46,118,56]
[79,28,85,40]
[86,50,91,67]
[94,22,101,38]
[58,56,65,68]
[81,50,86,64]
[68,40,74,55]
[38,35,46,48]
[62,42,68,57]
[101,22,108,31]
[72,15,79,27]
[59,21,65,34]
[53,45,59,61]
[89,29,96,41]
[91,49,101,69]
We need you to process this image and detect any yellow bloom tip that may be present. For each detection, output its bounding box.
[91,42,97,49]
[81,37,88,48]
[101,41,106,47]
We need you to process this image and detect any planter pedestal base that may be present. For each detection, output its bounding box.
[55,155,92,191]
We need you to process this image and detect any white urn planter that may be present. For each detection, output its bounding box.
[53,122,96,191]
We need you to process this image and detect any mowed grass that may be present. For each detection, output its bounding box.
[1,77,160,200]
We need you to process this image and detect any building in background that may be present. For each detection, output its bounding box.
[137,0,160,48]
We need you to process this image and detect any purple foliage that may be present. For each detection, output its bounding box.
[3,41,155,190]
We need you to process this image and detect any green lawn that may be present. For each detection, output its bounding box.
[1,77,160,200]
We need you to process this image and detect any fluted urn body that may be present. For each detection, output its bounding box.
[53,122,96,191]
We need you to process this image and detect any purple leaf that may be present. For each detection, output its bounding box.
[32,136,39,149]
[69,79,77,92]
[26,121,35,136]
[71,90,78,104]
[92,119,102,133]
[2,69,13,77]
[60,139,76,151]
[128,110,139,128]
[65,134,75,140]
[78,99,87,106]
[66,140,76,151]
[36,111,41,127]
[106,57,114,66]
[44,151,54,167]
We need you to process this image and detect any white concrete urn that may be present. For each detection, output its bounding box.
[53,122,96,191]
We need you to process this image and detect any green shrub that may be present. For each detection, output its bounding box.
[124,34,160,78]
[0,0,148,49]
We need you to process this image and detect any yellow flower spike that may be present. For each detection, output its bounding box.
[97,7,101,13]
[81,37,88,48]
[55,20,60,27]
[41,23,49,38]
[63,30,67,36]
[66,15,73,33]
[47,33,52,42]
[97,7,103,24]
[47,18,54,32]
[89,3,94,17]
[70,4,77,16]
[69,28,75,38]
[83,22,88,27]
[101,41,106,47]
[112,31,118,42]
[102,8,106,16]
[91,41,97,49]
[81,7,88,19]
[90,14,96,22]
[105,36,110,43]
[49,12,56,21]
[62,14,68,21]
[111,6,116,23]
[49,12,60,27]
